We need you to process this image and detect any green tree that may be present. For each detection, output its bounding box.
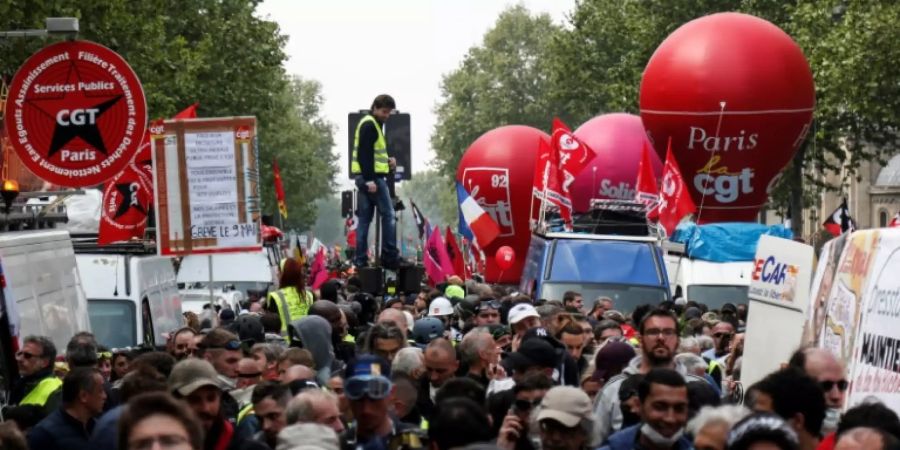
[431,5,561,179]
[0,0,336,230]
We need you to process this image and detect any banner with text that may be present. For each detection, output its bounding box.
[742,235,814,387]
[846,228,900,410]
[151,117,261,256]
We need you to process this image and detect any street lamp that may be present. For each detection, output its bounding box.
[1,179,19,214]
[0,17,78,38]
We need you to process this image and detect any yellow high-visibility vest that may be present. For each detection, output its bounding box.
[20,376,62,407]
[266,287,314,339]
[351,115,389,175]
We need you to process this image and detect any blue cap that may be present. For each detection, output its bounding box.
[347,354,391,380]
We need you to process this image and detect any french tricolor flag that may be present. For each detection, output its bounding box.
[457,182,500,248]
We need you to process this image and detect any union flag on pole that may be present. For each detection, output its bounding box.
[273,159,288,219]
[635,142,660,210]
[654,138,696,236]
[551,117,597,193]
[532,137,574,228]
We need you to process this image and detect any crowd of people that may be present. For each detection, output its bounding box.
[0,257,898,450]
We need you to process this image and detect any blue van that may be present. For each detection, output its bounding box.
[519,232,671,312]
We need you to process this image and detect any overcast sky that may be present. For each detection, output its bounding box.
[256,0,575,185]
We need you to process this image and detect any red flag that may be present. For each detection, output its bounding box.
[98,164,153,245]
[445,227,466,279]
[423,229,455,286]
[890,212,900,228]
[552,117,597,189]
[273,159,288,219]
[654,138,696,236]
[532,137,574,228]
[135,103,199,181]
[823,199,854,236]
[310,248,329,290]
[346,216,358,247]
[635,142,660,210]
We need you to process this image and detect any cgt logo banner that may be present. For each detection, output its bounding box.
[5,40,147,187]
[460,167,514,237]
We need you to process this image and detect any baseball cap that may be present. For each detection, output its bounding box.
[169,359,221,396]
[505,338,559,371]
[508,303,539,325]
[536,386,593,427]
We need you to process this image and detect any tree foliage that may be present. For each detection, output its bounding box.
[0,0,337,231]
[431,5,561,178]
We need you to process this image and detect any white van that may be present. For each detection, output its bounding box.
[74,239,183,349]
[0,230,91,353]
[664,242,753,309]
[177,251,277,314]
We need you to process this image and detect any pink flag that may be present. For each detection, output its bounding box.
[423,228,455,285]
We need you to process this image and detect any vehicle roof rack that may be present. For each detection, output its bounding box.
[536,199,661,238]
[70,233,157,255]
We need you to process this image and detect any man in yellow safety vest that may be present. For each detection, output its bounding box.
[351,94,402,270]
[5,335,62,427]
[266,258,315,340]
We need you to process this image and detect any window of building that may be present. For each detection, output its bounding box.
[879,210,889,228]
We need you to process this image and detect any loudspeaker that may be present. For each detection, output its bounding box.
[397,265,424,293]
[358,267,384,295]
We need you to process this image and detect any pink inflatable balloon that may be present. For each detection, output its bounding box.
[569,114,663,213]
[456,125,547,284]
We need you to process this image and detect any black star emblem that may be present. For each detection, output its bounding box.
[46,96,122,158]
[114,182,147,219]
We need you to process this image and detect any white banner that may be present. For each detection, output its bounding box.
[743,235,814,387]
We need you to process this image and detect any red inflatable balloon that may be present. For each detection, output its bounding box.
[569,114,663,213]
[640,13,814,223]
[494,246,516,271]
[456,125,547,284]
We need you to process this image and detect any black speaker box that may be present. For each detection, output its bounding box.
[358,267,384,295]
[397,265,424,293]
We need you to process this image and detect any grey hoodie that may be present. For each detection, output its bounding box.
[592,355,707,444]
[290,315,334,385]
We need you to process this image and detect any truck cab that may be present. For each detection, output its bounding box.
[73,237,183,349]
[663,242,753,310]
[520,200,670,312]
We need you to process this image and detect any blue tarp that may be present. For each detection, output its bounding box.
[670,222,793,262]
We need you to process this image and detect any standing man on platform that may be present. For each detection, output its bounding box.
[352,94,402,270]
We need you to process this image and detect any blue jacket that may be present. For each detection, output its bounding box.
[597,424,693,450]
[27,408,96,450]
[89,405,124,450]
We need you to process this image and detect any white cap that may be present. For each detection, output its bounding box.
[508,303,539,325]
[428,297,453,317]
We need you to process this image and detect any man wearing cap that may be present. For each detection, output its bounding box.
[341,355,425,450]
[527,386,599,450]
[445,284,465,301]
[594,308,715,443]
[599,369,693,450]
[199,327,244,423]
[168,359,267,450]
[508,303,541,341]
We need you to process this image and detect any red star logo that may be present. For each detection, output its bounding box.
[27,61,123,158]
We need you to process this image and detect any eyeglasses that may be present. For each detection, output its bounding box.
[203,340,242,351]
[345,376,392,401]
[713,332,733,339]
[129,434,191,450]
[16,351,41,360]
[643,328,677,338]
[821,379,849,392]
[513,398,542,412]
[477,300,502,311]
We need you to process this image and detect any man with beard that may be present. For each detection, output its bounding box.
[593,308,715,443]
[600,369,693,450]
[170,327,198,360]
[417,338,458,422]
[169,359,267,450]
